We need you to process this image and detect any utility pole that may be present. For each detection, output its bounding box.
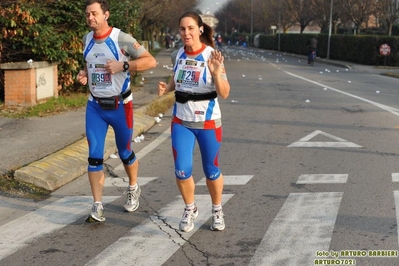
[327,0,333,59]
[250,0,254,46]
[278,0,281,51]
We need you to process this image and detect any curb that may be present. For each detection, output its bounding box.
[14,92,175,191]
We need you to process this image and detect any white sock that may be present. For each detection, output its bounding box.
[129,184,138,191]
[212,204,222,212]
[185,202,195,210]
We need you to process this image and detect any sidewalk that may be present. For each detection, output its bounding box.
[0,49,175,191]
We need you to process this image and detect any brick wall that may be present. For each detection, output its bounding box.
[4,69,36,105]
[0,61,58,106]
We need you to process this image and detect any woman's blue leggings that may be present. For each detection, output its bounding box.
[171,122,222,180]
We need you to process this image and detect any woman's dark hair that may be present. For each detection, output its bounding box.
[85,0,110,13]
[179,11,215,48]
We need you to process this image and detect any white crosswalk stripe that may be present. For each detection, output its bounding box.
[0,196,118,260]
[85,194,234,266]
[3,173,399,265]
[297,174,348,184]
[196,175,253,186]
[104,176,157,188]
[249,192,343,265]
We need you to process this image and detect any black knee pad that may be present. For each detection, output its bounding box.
[88,157,103,166]
[122,152,136,165]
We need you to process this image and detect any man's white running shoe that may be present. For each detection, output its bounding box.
[88,202,105,222]
[210,209,225,231]
[179,205,199,232]
[123,185,141,212]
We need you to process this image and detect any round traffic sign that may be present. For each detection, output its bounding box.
[380,44,391,56]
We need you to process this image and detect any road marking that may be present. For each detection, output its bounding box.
[393,191,399,248]
[196,175,254,186]
[104,176,157,188]
[283,70,399,117]
[115,127,171,172]
[249,192,343,266]
[85,194,234,266]
[392,173,399,182]
[0,196,118,260]
[297,174,348,184]
[288,130,362,148]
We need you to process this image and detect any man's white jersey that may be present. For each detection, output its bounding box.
[83,28,130,98]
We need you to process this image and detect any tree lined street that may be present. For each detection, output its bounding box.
[1,46,399,265]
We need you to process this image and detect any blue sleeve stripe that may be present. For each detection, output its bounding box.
[84,38,95,60]
[105,37,119,61]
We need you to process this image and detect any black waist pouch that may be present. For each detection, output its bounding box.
[97,96,119,110]
[175,90,217,103]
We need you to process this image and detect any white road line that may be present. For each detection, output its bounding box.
[297,174,348,184]
[0,196,119,260]
[288,130,362,148]
[85,194,234,266]
[249,192,343,266]
[295,130,348,142]
[393,191,399,248]
[392,173,399,182]
[289,142,361,148]
[196,175,254,186]
[115,127,171,171]
[284,70,399,117]
[104,176,158,188]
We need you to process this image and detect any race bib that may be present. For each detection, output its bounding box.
[90,64,113,90]
[176,59,204,88]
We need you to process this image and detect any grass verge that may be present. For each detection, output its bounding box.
[0,93,88,118]
[0,172,51,199]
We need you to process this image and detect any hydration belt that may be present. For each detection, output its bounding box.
[91,89,132,110]
[175,90,217,103]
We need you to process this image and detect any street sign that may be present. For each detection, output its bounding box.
[379,43,391,56]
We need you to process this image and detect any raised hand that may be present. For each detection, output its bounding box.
[208,50,224,77]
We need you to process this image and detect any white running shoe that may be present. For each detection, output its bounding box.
[88,202,105,222]
[123,185,141,212]
[179,205,199,232]
[210,209,225,231]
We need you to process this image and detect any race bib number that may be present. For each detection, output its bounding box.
[176,69,200,86]
[176,59,204,88]
[90,64,113,89]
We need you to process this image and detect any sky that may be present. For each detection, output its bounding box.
[197,0,229,15]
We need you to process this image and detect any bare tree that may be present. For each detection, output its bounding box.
[376,0,399,35]
[213,0,384,36]
[284,0,315,33]
[138,0,200,49]
[252,0,270,33]
[312,0,345,34]
[341,0,377,34]
[265,0,296,33]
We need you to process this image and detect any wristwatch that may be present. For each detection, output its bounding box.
[123,61,129,72]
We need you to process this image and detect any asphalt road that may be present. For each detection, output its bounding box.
[2,46,399,266]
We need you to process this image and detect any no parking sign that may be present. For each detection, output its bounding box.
[379,43,391,65]
[379,43,391,56]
